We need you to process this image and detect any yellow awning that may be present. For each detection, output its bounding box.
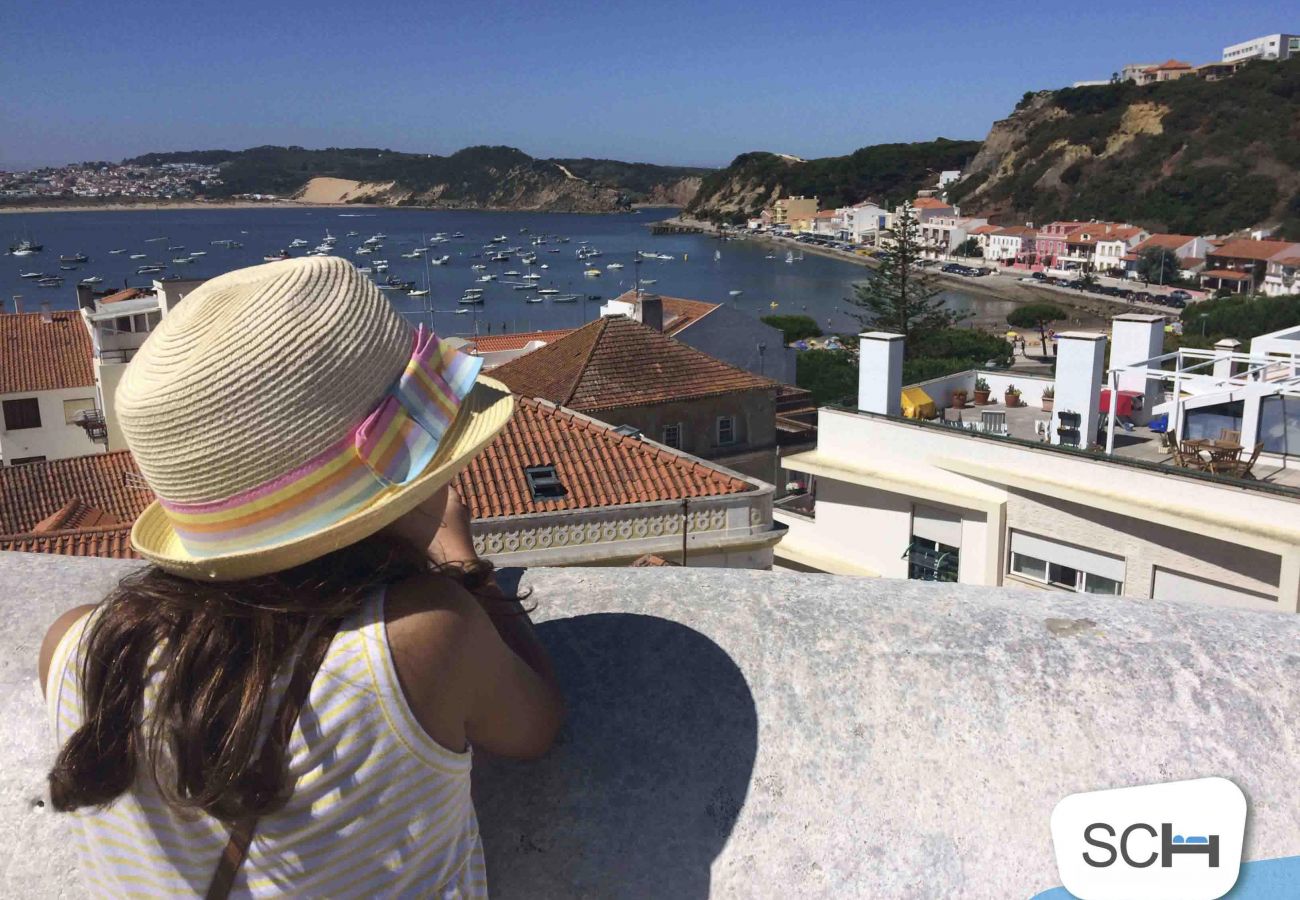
[901,386,936,420]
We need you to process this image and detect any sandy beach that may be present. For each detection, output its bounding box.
[0,199,366,215]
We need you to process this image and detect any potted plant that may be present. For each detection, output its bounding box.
[1004,384,1022,408]
[951,389,968,409]
[973,376,991,406]
[1041,386,1054,412]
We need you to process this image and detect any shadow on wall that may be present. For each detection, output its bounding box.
[473,611,758,899]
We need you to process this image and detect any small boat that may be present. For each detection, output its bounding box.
[657,254,674,260]
[729,290,744,297]
[452,232,464,238]
[173,257,194,264]
[37,277,64,287]
[477,275,497,282]
[785,251,794,264]
[454,308,471,315]
[20,271,43,279]
[376,283,399,291]
[640,279,657,285]
[765,253,776,260]
[59,253,89,263]
[714,250,722,261]
[430,256,450,265]
[471,264,487,270]
[408,289,430,297]
[146,237,168,243]
[523,273,541,280]
[584,268,602,277]
[59,264,78,271]
[80,276,104,284]
[640,251,660,259]
[167,245,185,252]
[513,284,533,291]
[539,264,549,269]
[9,239,43,255]
[490,235,507,244]
[547,248,561,253]
[130,253,147,259]
[459,295,485,305]
[229,241,243,249]
[552,294,580,303]
[190,250,206,256]
[503,270,521,277]
[263,250,290,262]
[109,249,127,254]
[401,251,421,259]
[346,230,359,236]
[606,263,623,270]
[137,265,166,274]
[357,266,373,275]
[524,297,544,303]
[289,239,308,247]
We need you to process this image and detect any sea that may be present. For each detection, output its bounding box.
[1,206,1015,337]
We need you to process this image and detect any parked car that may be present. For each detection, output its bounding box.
[1031,271,1047,280]
[1169,289,1192,301]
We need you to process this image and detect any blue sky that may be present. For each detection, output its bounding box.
[1,0,1294,169]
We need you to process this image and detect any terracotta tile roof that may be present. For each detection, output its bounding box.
[0,450,154,534]
[1148,59,1193,71]
[995,225,1038,238]
[0,311,95,393]
[912,198,950,209]
[99,287,147,305]
[611,291,720,336]
[814,210,837,219]
[0,524,138,559]
[490,315,775,412]
[970,224,1002,234]
[1200,269,1253,280]
[1133,234,1199,253]
[31,498,122,532]
[453,396,752,519]
[631,553,679,567]
[1273,256,1300,267]
[1209,239,1298,262]
[466,329,574,354]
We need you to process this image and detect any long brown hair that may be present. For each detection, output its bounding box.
[48,534,494,822]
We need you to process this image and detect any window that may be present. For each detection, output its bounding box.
[1008,531,1125,596]
[662,423,683,449]
[64,397,96,425]
[2,397,41,431]
[523,464,566,501]
[8,455,46,466]
[907,537,959,582]
[716,415,736,446]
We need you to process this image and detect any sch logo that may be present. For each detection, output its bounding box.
[1051,777,1246,900]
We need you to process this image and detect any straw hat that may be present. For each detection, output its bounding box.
[118,256,512,580]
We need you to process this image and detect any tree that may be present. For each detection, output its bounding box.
[1135,246,1182,286]
[1077,268,1098,290]
[845,202,963,344]
[955,236,983,258]
[1007,303,1068,351]
[761,314,822,343]
[795,350,858,406]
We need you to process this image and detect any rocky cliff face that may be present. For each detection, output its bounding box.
[950,59,1300,236]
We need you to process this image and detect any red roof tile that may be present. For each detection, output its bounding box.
[1200,269,1253,280]
[970,224,1002,234]
[0,450,154,534]
[31,498,122,532]
[912,198,950,209]
[0,311,95,393]
[1212,239,1300,262]
[1133,234,1199,253]
[99,287,148,305]
[466,328,574,354]
[454,396,752,519]
[490,315,776,413]
[1148,59,1193,71]
[610,291,720,336]
[0,524,138,559]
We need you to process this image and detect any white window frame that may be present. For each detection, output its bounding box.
[63,397,96,425]
[716,415,736,446]
[1008,531,1125,596]
[661,423,683,449]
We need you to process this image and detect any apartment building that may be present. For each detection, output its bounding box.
[1222,33,1300,64]
[774,319,1300,613]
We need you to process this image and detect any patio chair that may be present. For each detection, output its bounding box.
[980,411,1007,436]
[1218,428,1241,445]
[942,408,963,427]
[1034,419,1050,441]
[1212,442,1263,479]
[1172,441,1206,469]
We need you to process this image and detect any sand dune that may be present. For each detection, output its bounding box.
[294,177,394,204]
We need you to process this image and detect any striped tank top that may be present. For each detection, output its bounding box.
[46,589,488,898]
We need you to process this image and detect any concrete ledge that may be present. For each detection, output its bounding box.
[4,554,1299,897]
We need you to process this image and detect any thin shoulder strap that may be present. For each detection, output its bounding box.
[204,618,341,900]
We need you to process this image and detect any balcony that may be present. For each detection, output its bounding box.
[6,554,1299,896]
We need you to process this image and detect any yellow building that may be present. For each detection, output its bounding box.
[769,196,819,233]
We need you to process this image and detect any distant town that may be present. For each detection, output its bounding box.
[0,161,226,203]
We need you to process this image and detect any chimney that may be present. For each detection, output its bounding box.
[858,332,904,416]
[1110,314,1164,423]
[1213,338,1241,380]
[40,301,52,323]
[639,295,664,332]
[1051,332,1107,447]
[13,295,22,314]
[76,282,97,311]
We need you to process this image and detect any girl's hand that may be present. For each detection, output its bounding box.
[430,486,477,566]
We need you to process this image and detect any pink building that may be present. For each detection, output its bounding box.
[1035,222,1089,267]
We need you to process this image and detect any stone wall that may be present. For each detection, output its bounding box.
[5,556,1299,897]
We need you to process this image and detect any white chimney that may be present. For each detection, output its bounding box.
[40,301,52,323]
[12,295,22,315]
[1213,338,1241,380]
[1052,332,1107,448]
[858,332,904,416]
[1110,314,1164,423]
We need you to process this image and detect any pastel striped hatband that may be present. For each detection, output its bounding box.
[116,256,513,580]
[158,324,482,557]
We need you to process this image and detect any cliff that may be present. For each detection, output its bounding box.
[126,146,710,213]
[950,56,1300,237]
[685,140,982,223]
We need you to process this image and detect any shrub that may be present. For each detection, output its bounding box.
[761,314,823,343]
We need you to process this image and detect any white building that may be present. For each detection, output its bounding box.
[984,225,1037,264]
[1119,62,1158,82]
[773,318,1300,613]
[917,215,989,258]
[0,303,102,466]
[1222,33,1300,64]
[835,201,892,244]
[937,170,961,188]
[1262,250,1300,297]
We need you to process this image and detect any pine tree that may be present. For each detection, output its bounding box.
[846,202,963,344]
